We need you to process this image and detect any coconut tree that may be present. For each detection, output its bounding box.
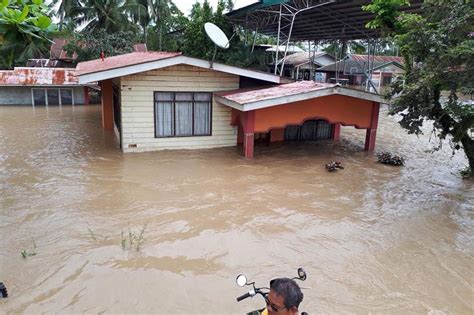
[52,0,82,31]
[74,0,137,33]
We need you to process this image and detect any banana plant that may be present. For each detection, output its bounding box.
[0,0,57,69]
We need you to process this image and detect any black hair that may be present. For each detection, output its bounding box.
[269,278,303,309]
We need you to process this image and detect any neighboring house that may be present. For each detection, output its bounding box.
[75,51,385,158]
[317,54,404,89]
[27,38,78,68]
[0,38,89,106]
[279,51,335,80]
[0,67,88,105]
[255,44,304,72]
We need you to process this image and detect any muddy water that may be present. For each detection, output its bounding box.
[0,105,472,314]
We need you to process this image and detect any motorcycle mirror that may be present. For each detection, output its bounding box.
[297,268,307,281]
[236,274,247,287]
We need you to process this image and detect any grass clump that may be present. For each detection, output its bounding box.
[121,224,147,252]
[20,240,37,259]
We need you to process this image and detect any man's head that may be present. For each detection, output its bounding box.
[266,278,303,315]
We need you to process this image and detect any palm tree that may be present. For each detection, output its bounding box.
[148,0,174,50]
[125,0,149,41]
[74,0,137,33]
[53,0,82,31]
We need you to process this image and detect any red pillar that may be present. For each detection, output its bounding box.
[270,128,285,142]
[364,102,380,151]
[243,133,255,159]
[237,123,244,145]
[83,86,90,105]
[242,110,255,159]
[332,123,341,141]
[101,80,114,130]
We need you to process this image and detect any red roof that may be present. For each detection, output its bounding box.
[50,38,77,60]
[350,54,403,64]
[217,81,336,105]
[0,68,78,85]
[76,51,182,76]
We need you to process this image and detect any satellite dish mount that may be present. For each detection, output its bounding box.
[204,22,233,68]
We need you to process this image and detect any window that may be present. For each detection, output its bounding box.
[32,89,46,105]
[154,92,212,138]
[31,88,74,105]
[60,89,73,104]
[47,88,60,105]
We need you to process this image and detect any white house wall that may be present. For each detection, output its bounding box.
[120,65,239,153]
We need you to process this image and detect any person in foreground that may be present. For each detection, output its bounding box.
[263,278,303,315]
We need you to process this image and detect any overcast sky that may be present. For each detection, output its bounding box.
[174,0,257,16]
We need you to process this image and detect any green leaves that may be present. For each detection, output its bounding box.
[362,0,410,32]
[63,29,139,62]
[368,0,474,176]
[0,0,56,68]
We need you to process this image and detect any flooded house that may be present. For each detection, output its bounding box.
[0,67,88,106]
[75,51,384,159]
[0,38,88,106]
[278,51,336,81]
[316,54,405,90]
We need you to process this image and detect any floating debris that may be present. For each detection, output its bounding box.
[325,161,344,172]
[0,282,7,298]
[376,152,405,166]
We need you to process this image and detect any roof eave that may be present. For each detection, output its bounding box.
[77,55,281,84]
[216,86,386,112]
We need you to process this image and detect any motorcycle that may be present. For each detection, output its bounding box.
[235,268,308,315]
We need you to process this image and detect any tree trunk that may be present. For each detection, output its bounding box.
[59,11,64,32]
[461,133,474,177]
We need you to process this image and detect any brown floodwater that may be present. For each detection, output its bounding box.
[0,104,472,314]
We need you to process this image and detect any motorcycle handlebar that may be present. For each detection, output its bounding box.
[236,292,251,302]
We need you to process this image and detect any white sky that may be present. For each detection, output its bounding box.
[174,0,257,16]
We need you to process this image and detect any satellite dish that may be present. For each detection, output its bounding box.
[204,22,230,49]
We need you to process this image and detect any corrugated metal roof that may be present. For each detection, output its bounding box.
[318,59,404,74]
[283,51,329,66]
[265,45,304,53]
[217,81,335,104]
[50,38,77,60]
[0,67,78,85]
[227,0,423,41]
[349,54,404,63]
[76,51,182,76]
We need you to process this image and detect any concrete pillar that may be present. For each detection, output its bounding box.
[237,123,244,145]
[365,129,377,151]
[270,128,285,142]
[243,133,255,159]
[332,123,341,141]
[101,79,114,130]
[364,102,380,151]
[84,86,90,105]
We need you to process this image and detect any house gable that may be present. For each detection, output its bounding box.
[77,54,281,85]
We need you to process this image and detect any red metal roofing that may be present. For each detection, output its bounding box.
[50,38,77,60]
[350,54,404,64]
[76,51,182,76]
[216,81,336,105]
[0,68,78,85]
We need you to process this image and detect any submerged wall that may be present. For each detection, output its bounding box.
[0,86,86,105]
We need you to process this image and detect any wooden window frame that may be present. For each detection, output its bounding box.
[154,91,213,138]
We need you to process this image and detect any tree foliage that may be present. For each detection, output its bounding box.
[365,0,474,177]
[0,0,57,69]
[63,29,139,61]
[181,0,266,70]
